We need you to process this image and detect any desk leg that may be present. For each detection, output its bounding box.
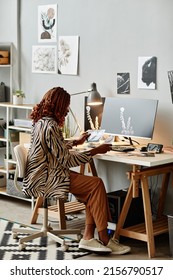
[141,175,155,258]
[113,181,133,240]
[89,159,98,177]
[157,173,170,217]
[79,164,85,175]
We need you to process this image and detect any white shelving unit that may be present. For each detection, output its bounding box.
[0,42,13,102]
[0,102,35,209]
[0,42,13,196]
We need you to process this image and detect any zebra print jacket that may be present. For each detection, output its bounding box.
[22,117,92,198]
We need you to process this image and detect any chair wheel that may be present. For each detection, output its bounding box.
[61,244,69,251]
[12,233,18,239]
[19,243,26,251]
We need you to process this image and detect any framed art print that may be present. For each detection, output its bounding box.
[138,56,157,89]
[38,4,57,42]
[58,36,79,75]
[32,45,57,74]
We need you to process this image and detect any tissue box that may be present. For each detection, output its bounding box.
[0,51,9,64]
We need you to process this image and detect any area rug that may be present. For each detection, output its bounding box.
[0,218,90,260]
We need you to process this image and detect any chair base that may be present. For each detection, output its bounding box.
[12,203,83,251]
[12,226,82,251]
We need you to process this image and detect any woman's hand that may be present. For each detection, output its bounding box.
[90,143,112,156]
[73,132,90,146]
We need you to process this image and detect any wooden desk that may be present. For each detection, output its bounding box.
[93,151,173,258]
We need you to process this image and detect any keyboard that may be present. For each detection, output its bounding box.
[111,146,135,152]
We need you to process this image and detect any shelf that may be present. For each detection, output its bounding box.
[0,167,7,174]
[0,188,35,206]
[0,136,7,142]
[8,160,16,164]
[119,217,168,241]
[0,64,11,68]
[0,167,15,173]
[0,95,34,209]
[0,187,6,193]
[0,102,34,109]
[8,125,31,132]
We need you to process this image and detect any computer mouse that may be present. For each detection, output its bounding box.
[140,146,147,152]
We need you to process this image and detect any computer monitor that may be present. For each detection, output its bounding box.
[101,97,158,144]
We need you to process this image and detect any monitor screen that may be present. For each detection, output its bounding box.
[101,97,158,141]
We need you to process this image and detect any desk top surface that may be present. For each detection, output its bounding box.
[94,151,173,167]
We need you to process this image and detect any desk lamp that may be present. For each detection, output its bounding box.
[69,82,102,133]
[71,82,102,105]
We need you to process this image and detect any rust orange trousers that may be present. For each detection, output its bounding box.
[69,171,111,232]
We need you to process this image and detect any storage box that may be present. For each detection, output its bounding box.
[14,119,32,128]
[9,130,19,142]
[19,132,31,145]
[0,50,9,64]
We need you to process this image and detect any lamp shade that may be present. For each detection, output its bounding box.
[87,83,102,105]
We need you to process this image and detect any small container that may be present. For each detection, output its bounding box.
[13,95,23,105]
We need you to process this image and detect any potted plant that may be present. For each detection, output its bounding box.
[13,90,25,105]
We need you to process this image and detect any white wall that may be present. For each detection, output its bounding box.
[18,0,173,146]
[0,0,173,212]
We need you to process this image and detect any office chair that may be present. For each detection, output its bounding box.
[30,163,87,227]
[12,144,84,251]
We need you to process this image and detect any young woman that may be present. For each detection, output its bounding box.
[23,87,130,255]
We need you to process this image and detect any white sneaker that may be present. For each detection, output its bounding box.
[107,238,131,255]
[79,238,112,254]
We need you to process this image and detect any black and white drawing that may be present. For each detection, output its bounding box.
[168,70,173,103]
[32,45,57,74]
[58,36,79,75]
[117,73,130,94]
[138,56,157,89]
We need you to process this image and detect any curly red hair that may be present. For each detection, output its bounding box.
[30,87,70,127]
